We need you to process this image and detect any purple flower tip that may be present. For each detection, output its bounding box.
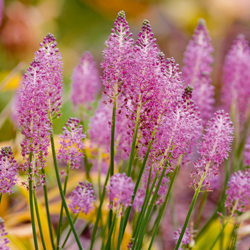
[69,181,95,215]
[0,146,18,195]
[0,218,10,250]
[58,118,86,169]
[71,52,100,109]
[225,170,250,213]
[106,173,134,211]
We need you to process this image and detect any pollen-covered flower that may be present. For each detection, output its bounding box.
[222,35,250,124]
[58,118,85,169]
[182,19,214,124]
[71,52,100,109]
[225,170,250,213]
[106,173,134,211]
[101,11,133,106]
[17,33,63,188]
[0,218,10,250]
[244,137,250,166]
[0,147,18,195]
[174,228,190,250]
[69,181,95,215]
[191,110,233,191]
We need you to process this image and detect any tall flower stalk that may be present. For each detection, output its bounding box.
[175,110,233,250]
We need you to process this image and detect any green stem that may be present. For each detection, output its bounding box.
[174,180,202,250]
[112,215,118,250]
[57,161,70,247]
[89,168,110,250]
[29,154,39,250]
[229,221,240,250]
[41,168,56,250]
[61,214,79,249]
[0,194,2,204]
[108,91,117,244]
[116,215,125,250]
[131,169,161,250]
[135,166,167,250]
[148,164,180,250]
[209,217,231,250]
[50,134,83,250]
[104,214,117,250]
[127,104,141,176]
[195,191,208,229]
[33,190,47,250]
[122,129,156,235]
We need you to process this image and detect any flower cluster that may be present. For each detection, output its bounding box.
[191,110,233,191]
[71,52,100,109]
[0,147,18,195]
[173,228,190,250]
[69,181,95,215]
[182,19,214,124]
[225,170,250,213]
[222,35,250,124]
[0,218,9,250]
[106,173,134,212]
[101,11,133,107]
[148,86,202,164]
[17,33,63,187]
[58,118,86,169]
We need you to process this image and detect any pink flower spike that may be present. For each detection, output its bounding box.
[0,218,10,250]
[106,173,134,211]
[182,19,214,124]
[17,33,63,188]
[174,228,190,250]
[58,118,86,169]
[101,10,133,106]
[191,110,234,191]
[225,170,250,213]
[0,147,18,195]
[222,35,250,124]
[71,52,100,109]
[69,181,95,215]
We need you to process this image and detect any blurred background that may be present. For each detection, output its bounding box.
[1,0,250,249]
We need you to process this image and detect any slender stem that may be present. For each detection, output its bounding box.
[131,171,160,250]
[97,149,105,239]
[116,215,125,250]
[29,154,39,250]
[61,214,79,249]
[33,190,47,250]
[112,215,118,250]
[104,214,117,250]
[148,164,180,250]
[50,134,83,250]
[41,168,56,250]
[122,129,156,235]
[229,221,240,250]
[57,161,70,247]
[0,194,2,204]
[135,166,167,250]
[89,168,110,250]
[127,104,141,176]
[209,217,231,250]
[174,186,201,250]
[108,87,117,244]
[195,191,208,229]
